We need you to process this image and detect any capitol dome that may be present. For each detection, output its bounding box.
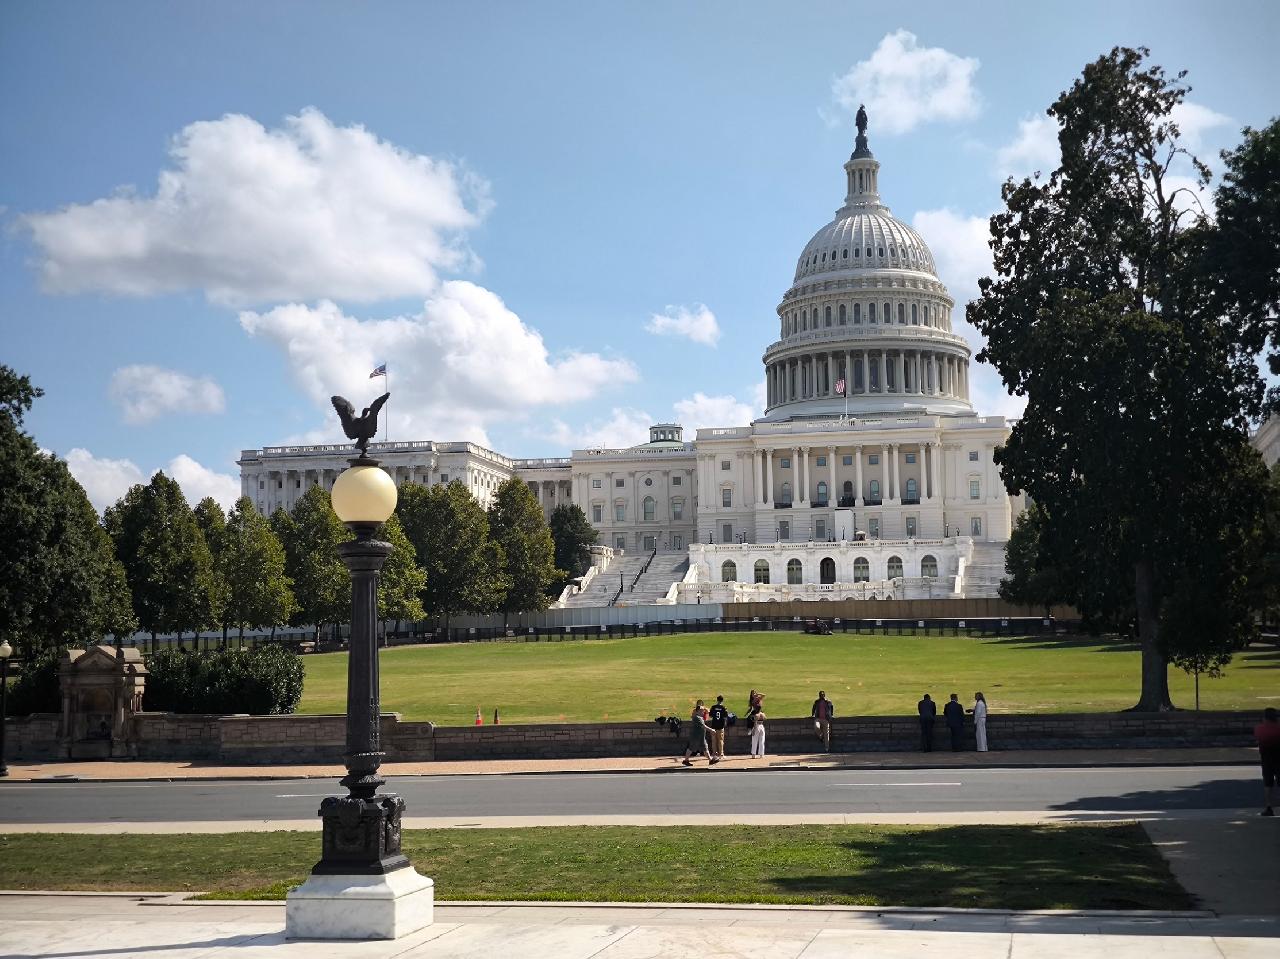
[761,114,973,421]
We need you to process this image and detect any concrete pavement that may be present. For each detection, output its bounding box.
[0,893,1275,958]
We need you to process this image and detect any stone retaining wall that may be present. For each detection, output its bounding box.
[5,709,1261,763]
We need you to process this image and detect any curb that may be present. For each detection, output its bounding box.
[5,755,1255,784]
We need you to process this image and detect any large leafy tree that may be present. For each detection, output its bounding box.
[488,477,557,622]
[222,496,295,639]
[274,487,351,639]
[376,512,426,632]
[193,497,230,641]
[396,482,504,633]
[970,47,1269,710]
[998,504,1067,618]
[105,472,218,641]
[549,503,598,579]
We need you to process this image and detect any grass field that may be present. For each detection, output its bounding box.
[0,825,1190,910]
[296,631,1279,726]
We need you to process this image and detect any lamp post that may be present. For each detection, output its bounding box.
[285,442,433,940]
[0,639,11,777]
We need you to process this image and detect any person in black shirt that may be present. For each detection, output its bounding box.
[943,693,965,751]
[708,695,729,760]
[917,694,937,751]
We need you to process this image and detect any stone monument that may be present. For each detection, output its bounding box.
[58,644,147,759]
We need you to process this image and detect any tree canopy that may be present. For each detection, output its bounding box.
[222,496,296,637]
[489,478,557,620]
[272,487,351,634]
[376,512,427,626]
[549,503,598,579]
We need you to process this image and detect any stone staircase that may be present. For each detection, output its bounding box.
[962,540,1009,598]
[620,553,690,605]
[561,554,650,608]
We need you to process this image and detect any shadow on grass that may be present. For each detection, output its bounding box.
[1237,644,1280,670]
[985,635,1140,654]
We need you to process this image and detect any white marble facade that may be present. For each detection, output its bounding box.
[238,117,1020,594]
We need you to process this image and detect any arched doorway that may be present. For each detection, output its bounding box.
[820,557,836,584]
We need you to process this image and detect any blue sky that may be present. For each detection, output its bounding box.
[3,1,1276,511]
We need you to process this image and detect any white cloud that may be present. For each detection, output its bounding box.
[751,379,767,412]
[995,114,1059,181]
[65,449,238,512]
[1170,101,1232,151]
[672,392,757,431]
[911,208,992,309]
[24,108,489,305]
[645,304,721,346]
[240,280,638,447]
[831,30,980,135]
[108,365,225,424]
[547,408,653,451]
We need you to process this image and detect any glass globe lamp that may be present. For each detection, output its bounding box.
[331,464,397,527]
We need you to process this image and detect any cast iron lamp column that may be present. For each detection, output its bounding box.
[308,456,409,876]
[0,639,11,777]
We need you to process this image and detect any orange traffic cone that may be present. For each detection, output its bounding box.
[475,707,484,726]
[494,708,501,725]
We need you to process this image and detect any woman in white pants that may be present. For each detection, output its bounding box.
[972,692,989,752]
[750,709,767,758]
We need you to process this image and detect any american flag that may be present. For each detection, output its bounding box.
[369,364,387,378]
[835,378,846,396]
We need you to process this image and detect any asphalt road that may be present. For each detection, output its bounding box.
[0,765,1261,824]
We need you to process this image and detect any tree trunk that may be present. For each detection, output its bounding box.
[1129,556,1174,711]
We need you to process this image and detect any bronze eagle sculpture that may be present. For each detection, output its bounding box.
[331,393,390,455]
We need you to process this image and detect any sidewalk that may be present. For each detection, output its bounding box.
[1,746,1257,783]
[0,893,1275,957]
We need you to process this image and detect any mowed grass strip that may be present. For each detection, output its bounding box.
[297,632,1279,726]
[0,824,1191,911]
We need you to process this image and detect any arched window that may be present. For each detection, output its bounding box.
[866,247,872,257]
[853,557,870,582]
[643,496,655,521]
[911,303,918,324]
[754,559,770,584]
[842,480,853,500]
[854,303,861,323]
[905,478,917,501]
[721,560,737,582]
[854,247,861,258]
[898,303,906,324]
[869,480,880,501]
[921,555,938,578]
[869,302,877,323]
[842,248,848,259]
[887,556,904,579]
[838,304,846,324]
[781,481,792,505]
[878,247,885,257]
[825,306,832,326]
[883,302,891,322]
[787,558,803,584]
[816,481,828,505]
[820,557,836,584]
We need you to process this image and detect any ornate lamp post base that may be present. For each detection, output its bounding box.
[286,869,434,941]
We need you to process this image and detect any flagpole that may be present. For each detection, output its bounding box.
[383,370,389,443]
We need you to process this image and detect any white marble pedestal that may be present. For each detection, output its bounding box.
[285,867,434,940]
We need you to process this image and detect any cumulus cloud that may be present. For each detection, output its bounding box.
[240,280,638,447]
[547,408,653,451]
[65,448,239,512]
[1170,101,1233,151]
[108,365,226,424]
[673,392,757,431]
[831,30,980,135]
[24,108,489,305]
[645,304,721,346]
[912,208,992,309]
[995,114,1059,181]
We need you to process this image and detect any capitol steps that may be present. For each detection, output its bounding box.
[962,541,1009,598]
[561,555,651,608]
[619,554,690,605]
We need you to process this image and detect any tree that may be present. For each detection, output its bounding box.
[193,497,230,641]
[998,504,1067,617]
[105,472,218,642]
[222,497,295,639]
[0,365,136,652]
[488,477,557,623]
[377,512,426,634]
[396,482,504,634]
[969,47,1269,710]
[275,486,351,640]
[549,503,598,579]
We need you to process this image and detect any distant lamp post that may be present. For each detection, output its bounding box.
[285,395,433,941]
[0,639,11,777]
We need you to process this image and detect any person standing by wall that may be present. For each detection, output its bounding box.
[969,692,989,752]
[708,695,729,760]
[1255,707,1280,816]
[917,693,937,752]
[682,700,716,766]
[943,693,965,752]
[811,690,835,752]
[750,707,767,758]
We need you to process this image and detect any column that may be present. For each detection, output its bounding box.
[914,351,923,394]
[765,450,774,505]
[828,446,837,507]
[928,353,938,395]
[877,352,887,393]
[918,443,928,502]
[756,450,765,504]
[889,444,900,503]
[930,442,942,504]
[896,352,906,395]
[984,444,994,502]
[847,350,855,392]
[799,447,810,503]
[854,446,864,507]
[861,351,870,393]
[825,353,834,396]
[881,444,890,503]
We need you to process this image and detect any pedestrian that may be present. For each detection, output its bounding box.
[1255,707,1280,816]
[682,700,718,766]
[811,690,835,751]
[708,695,729,759]
[968,692,988,752]
[943,693,965,751]
[750,707,767,758]
[746,688,765,721]
[917,693,936,752]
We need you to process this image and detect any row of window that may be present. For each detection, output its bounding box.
[799,242,927,273]
[594,497,687,523]
[591,475,684,489]
[722,555,940,584]
[783,300,943,337]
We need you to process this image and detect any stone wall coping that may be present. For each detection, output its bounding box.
[215,712,403,723]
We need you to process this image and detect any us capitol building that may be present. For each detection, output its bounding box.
[240,115,1022,603]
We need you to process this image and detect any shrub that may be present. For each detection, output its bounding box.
[143,644,304,715]
[4,646,66,715]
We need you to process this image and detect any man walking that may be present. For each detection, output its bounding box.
[1255,707,1280,816]
[811,690,835,751]
[943,693,965,752]
[917,693,936,751]
[708,695,729,760]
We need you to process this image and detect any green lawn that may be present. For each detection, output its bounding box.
[0,825,1190,910]
[296,631,1279,726]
